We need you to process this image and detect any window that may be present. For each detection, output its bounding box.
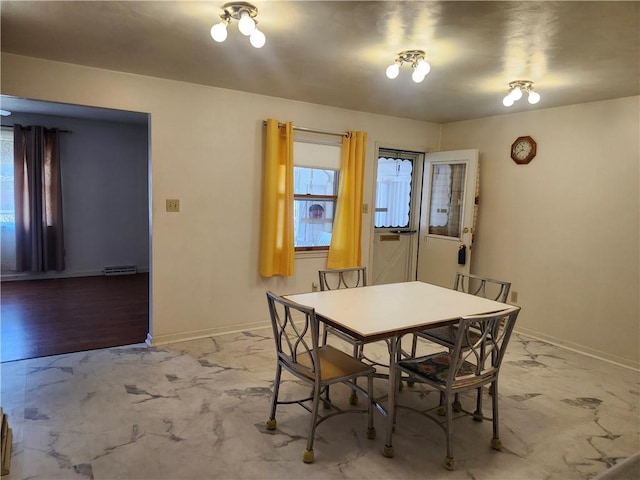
[293,141,341,251]
[0,129,15,271]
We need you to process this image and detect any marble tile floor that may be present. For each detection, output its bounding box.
[1,328,638,480]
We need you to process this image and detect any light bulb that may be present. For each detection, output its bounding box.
[250,28,266,48]
[528,90,541,104]
[503,95,515,107]
[511,86,523,101]
[210,22,228,42]
[411,69,426,83]
[415,59,431,76]
[386,63,400,79]
[238,11,256,36]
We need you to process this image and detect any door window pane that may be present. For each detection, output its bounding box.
[375,157,413,228]
[428,163,466,238]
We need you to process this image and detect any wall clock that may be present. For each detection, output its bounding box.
[511,136,537,164]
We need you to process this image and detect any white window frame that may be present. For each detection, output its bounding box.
[293,139,341,253]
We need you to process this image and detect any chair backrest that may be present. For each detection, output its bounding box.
[266,291,320,379]
[318,267,367,291]
[453,272,511,303]
[447,306,520,388]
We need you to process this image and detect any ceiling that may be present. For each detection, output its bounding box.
[1,1,638,124]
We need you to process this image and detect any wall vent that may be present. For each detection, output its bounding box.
[103,265,137,276]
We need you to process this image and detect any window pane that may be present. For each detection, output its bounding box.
[294,167,337,195]
[293,166,337,249]
[294,199,335,247]
[428,163,466,238]
[375,157,413,228]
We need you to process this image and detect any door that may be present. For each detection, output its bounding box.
[416,149,478,287]
[371,149,423,284]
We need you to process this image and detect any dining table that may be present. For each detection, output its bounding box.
[284,280,512,457]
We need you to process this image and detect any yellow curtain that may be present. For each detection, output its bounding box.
[259,119,294,277]
[327,131,367,269]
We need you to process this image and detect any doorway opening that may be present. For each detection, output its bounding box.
[0,96,151,362]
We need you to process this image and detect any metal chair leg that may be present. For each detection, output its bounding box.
[266,363,282,429]
[444,391,456,470]
[490,379,502,450]
[304,382,322,463]
[473,385,484,421]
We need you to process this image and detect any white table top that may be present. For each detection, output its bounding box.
[285,281,511,342]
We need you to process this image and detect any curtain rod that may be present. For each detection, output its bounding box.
[262,120,347,138]
[1,124,72,133]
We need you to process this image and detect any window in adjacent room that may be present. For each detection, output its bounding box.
[0,128,16,272]
[293,140,341,251]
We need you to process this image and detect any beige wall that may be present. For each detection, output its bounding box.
[3,54,638,368]
[440,97,640,368]
[0,53,441,344]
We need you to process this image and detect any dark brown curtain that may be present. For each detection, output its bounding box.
[13,125,65,272]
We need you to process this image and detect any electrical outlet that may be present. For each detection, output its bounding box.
[312,282,319,292]
[166,199,180,212]
[511,291,518,303]
[362,203,369,214]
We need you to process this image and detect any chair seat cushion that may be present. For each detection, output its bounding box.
[399,353,476,384]
[418,326,482,349]
[418,326,457,346]
[293,345,375,382]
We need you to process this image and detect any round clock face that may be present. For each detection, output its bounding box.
[511,136,536,164]
[512,140,532,160]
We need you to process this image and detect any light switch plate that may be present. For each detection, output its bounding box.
[166,199,180,212]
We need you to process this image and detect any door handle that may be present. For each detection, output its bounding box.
[390,229,417,234]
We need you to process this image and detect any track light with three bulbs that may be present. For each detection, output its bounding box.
[503,80,541,107]
[386,50,431,83]
[211,2,265,48]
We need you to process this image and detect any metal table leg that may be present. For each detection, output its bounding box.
[382,335,399,458]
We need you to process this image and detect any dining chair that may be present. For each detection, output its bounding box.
[318,267,367,363]
[394,306,521,470]
[264,291,376,464]
[409,272,511,418]
[318,267,392,404]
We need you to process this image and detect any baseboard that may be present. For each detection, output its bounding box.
[1,270,103,281]
[146,320,271,347]
[516,327,639,372]
[1,268,149,281]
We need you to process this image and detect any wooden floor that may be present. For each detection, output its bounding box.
[1,273,149,363]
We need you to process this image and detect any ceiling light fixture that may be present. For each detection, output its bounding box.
[386,50,431,83]
[210,2,265,49]
[503,80,541,107]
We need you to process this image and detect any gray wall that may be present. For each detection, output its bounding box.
[3,112,149,277]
